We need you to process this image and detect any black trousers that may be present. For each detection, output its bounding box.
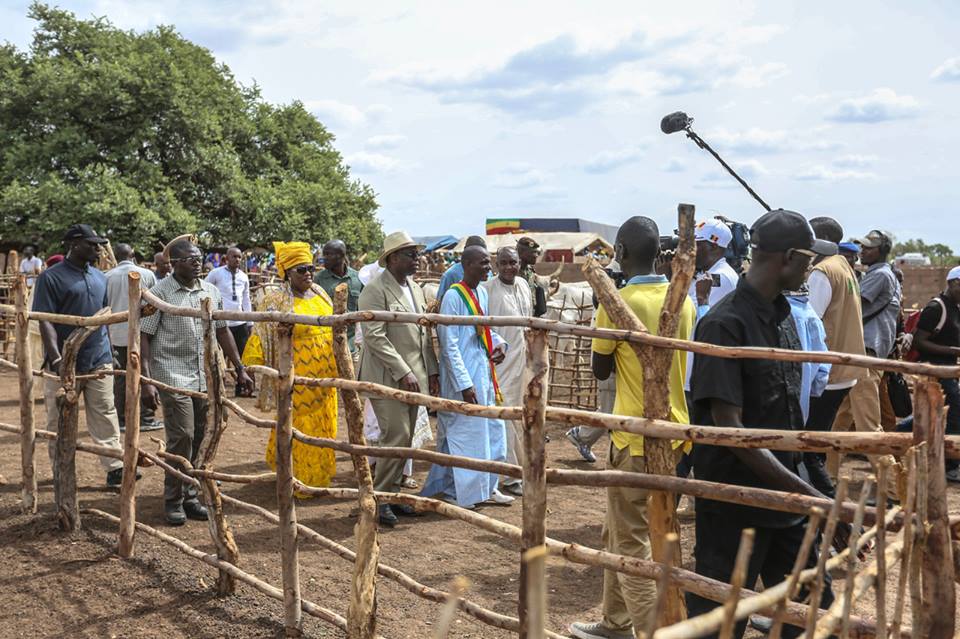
[802,387,852,498]
[686,509,834,639]
[113,346,157,427]
[229,324,252,395]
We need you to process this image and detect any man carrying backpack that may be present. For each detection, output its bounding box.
[914,266,960,482]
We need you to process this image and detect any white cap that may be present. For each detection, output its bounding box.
[948,265,960,283]
[694,218,733,248]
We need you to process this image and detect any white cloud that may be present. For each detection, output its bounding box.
[662,158,686,172]
[931,57,960,82]
[825,88,920,123]
[304,100,390,128]
[793,165,878,181]
[365,134,407,150]
[705,127,841,154]
[345,151,402,173]
[696,159,767,188]
[831,154,878,168]
[584,147,646,173]
[494,163,550,189]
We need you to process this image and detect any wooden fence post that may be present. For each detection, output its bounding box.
[198,296,240,594]
[332,283,380,639]
[54,310,106,532]
[14,275,37,513]
[519,328,549,639]
[118,272,142,557]
[912,378,956,639]
[276,321,302,636]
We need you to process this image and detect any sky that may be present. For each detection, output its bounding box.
[2,1,959,250]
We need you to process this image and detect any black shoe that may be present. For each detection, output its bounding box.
[165,502,187,526]
[106,468,141,487]
[391,503,423,518]
[183,499,208,521]
[803,455,836,498]
[378,504,398,527]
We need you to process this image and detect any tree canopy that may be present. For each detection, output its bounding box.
[0,3,382,257]
[891,237,957,266]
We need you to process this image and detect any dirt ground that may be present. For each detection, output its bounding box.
[0,368,956,638]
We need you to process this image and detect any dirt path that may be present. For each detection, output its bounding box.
[0,369,953,637]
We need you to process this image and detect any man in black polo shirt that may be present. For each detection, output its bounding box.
[914,266,960,482]
[32,224,126,486]
[688,210,851,638]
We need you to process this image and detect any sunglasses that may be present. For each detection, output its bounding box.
[787,248,817,260]
[171,255,203,265]
[292,265,315,275]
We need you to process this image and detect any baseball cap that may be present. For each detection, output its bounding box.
[749,209,837,256]
[63,224,108,244]
[855,230,888,249]
[948,265,960,283]
[694,219,733,248]
[838,241,861,254]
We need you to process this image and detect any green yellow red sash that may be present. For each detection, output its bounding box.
[450,282,503,405]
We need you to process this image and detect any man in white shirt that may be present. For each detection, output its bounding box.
[19,246,43,287]
[483,247,533,496]
[105,243,162,431]
[205,246,253,395]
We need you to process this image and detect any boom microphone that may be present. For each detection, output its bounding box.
[660,111,692,135]
[660,111,772,212]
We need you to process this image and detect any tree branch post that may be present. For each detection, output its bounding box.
[14,275,37,513]
[912,378,956,638]
[519,328,550,639]
[118,272,142,557]
[333,282,380,639]
[276,321,302,636]
[54,309,107,532]
[198,296,239,594]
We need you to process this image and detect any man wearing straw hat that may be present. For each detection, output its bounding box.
[140,236,254,526]
[358,231,439,527]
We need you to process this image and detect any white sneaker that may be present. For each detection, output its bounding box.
[487,489,515,505]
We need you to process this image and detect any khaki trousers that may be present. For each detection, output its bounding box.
[601,443,655,633]
[828,369,900,498]
[44,365,123,472]
[370,398,419,493]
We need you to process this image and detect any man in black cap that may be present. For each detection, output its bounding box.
[687,210,848,638]
[32,224,127,486]
[516,236,547,317]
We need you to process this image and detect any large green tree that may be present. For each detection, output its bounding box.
[0,3,382,256]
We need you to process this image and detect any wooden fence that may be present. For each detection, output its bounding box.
[1,209,958,638]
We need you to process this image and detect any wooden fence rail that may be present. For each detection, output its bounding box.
[2,249,956,639]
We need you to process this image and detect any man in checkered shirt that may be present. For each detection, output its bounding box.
[141,238,254,526]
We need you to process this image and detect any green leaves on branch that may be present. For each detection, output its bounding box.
[0,3,382,257]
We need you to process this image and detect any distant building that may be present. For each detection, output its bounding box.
[486,218,618,244]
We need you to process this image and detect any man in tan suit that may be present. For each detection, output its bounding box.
[358,231,439,527]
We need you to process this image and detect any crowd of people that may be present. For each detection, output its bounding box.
[24,210,960,639]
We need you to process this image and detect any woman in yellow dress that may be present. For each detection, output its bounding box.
[242,241,339,489]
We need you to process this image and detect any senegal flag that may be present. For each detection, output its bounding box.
[486,218,521,235]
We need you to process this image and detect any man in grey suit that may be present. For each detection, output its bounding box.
[358,231,440,527]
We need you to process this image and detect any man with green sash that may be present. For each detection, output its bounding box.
[420,245,513,508]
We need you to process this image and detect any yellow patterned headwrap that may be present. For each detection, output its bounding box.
[273,241,313,278]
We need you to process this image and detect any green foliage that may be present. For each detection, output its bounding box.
[0,4,382,257]
[891,237,957,266]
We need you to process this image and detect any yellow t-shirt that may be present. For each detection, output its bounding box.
[591,278,695,456]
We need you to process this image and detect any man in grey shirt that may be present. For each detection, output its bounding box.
[106,243,162,431]
[829,229,901,502]
[859,231,901,359]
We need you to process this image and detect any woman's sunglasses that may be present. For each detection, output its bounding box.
[292,265,315,275]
